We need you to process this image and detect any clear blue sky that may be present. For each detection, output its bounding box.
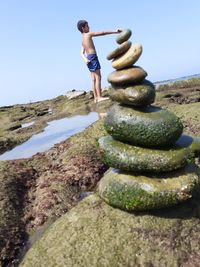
[0,0,200,106]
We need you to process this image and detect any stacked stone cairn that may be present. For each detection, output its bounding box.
[98,29,200,211]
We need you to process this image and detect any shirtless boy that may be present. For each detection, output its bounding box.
[77,20,121,103]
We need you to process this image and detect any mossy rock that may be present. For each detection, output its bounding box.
[112,44,143,70]
[108,80,155,106]
[107,66,147,86]
[107,41,132,60]
[98,164,200,211]
[105,104,183,148]
[99,135,191,173]
[116,28,132,44]
[20,192,200,267]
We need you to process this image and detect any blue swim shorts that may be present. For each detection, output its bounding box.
[87,54,101,72]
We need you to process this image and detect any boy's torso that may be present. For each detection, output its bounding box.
[82,33,96,55]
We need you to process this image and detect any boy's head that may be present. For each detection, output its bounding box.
[77,20,88,33]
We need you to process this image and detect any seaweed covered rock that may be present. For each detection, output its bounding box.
[20,193,200,267]
[98,165,200,211]
[99,135,191,173]
[105,104,183,148]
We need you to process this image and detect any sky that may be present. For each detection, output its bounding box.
[0,0,200,106]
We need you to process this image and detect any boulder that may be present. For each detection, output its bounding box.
[104,104,183,148]
[20,192,200,266]
[108,80,155,106]
[98,135,191,173]
[108,67,147,86]
[98,164,200,211]
[107,41,132,60]
[65,90,86,100]
[112,44,143,70]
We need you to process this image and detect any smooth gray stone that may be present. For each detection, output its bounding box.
[112,43,142,70]
[108,66,147,86]
[107,41,131,60]
[116,29,132,44]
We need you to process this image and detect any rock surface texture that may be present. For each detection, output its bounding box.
[20,28,200,267]
[98,28,200,211]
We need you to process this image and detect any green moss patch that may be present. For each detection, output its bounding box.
[105,104,183,148]
[99,135,191,173]
[98,164,200,211]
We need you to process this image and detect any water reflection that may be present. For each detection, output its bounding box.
[0,112,98,160]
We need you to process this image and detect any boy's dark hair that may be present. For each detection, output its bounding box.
[77,20,88,33]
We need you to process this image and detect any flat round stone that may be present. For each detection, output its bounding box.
[112,44,142,70]
[107,41,132,60]
[98,135,191,173]
[109,80,155,106]
[98,164,200,211]
[116,29,132,44]
[108,67,147,86]
[105,104,183,148]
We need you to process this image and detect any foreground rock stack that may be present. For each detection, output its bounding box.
[98,29,200,211]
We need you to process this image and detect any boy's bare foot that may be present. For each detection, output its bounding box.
[97,97,109,103]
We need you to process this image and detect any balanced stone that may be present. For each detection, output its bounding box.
[99,136,191,173]
[108,80,155,106]
[98,164,200,211]
[107,41,132,60]
[108,66,147,86]
[116,28,132,44]
[105,104,183,148]
[112,44,142,70]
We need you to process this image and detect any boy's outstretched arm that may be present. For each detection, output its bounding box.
[80,46,90,64]
[89,29,122,37]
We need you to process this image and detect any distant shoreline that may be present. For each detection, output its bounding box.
[154,73,200,85]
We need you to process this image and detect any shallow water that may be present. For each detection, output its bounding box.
[0,112,98,160]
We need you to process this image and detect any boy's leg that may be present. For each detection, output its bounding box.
[90,72,98,102]
[93,69,101,100]
[94,69,109,102]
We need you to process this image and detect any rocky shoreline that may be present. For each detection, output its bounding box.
[0,78,200,266]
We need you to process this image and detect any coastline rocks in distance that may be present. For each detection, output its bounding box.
[104,104,183,148]
[98,164,200,211]
[98,135,191,173]
[108,66,147,86]
[112,44,143,70]
[65,90,86,100]
[108,80,155,106]
[116,29,132,44]
[107,41,132,60]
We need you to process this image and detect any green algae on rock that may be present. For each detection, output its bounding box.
[116,28,132,44]
[105,104,183,148]
[107,66,147,86]
[98,135,191,173]
[107,41,132,60]
[20,193,200,267]
[98,164,200,211]
[112,44,143,70]
[108,80,155,106]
